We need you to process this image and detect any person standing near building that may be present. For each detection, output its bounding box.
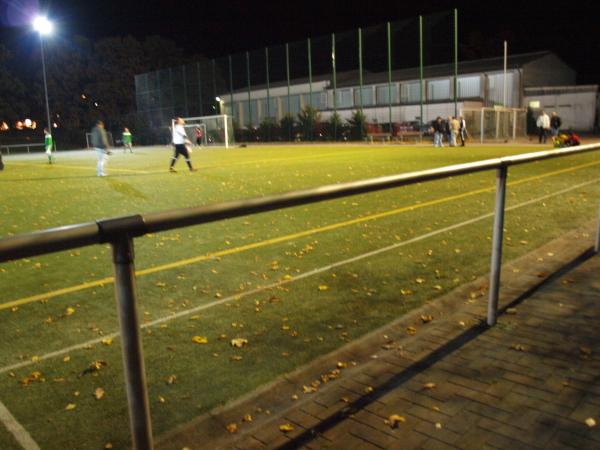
[550,112,562,138]
[169,117,197,172]
[459,116,467,146]
[122,127,133,153]
[450,116,460,147]
[44,128,54,164]
[91,120,111,176]
[432,117,444,147]
[445,116,453,146]
[536,110,550,144]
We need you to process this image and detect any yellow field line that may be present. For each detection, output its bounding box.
[9,162,151,174]
[1,159,598,311]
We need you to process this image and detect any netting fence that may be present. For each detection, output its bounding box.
[135,10,518,144]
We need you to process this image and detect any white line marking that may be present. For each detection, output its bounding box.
[0,177,598,376]
[0,400,41,450]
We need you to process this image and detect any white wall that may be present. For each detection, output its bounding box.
[524,91,598,131]
[320,102,464,125]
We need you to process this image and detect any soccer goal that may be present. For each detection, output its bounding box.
[85,131,114,149]
[173,114,234,148]
[462,107,527,143]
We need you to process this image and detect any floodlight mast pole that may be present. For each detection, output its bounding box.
[39,34,52,135]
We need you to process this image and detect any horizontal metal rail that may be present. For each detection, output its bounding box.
[1,143,599,450]
[1,143,599,263]
[0,143,45,155]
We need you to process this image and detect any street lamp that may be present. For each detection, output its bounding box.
[33,16,53,136]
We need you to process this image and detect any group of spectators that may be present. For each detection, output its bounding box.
[536,111,562,144]
[432,115,467,148]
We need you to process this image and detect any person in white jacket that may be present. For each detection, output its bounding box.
[536,111,550,144]
[169,117,197,172]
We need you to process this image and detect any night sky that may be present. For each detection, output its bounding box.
[1,0,600,83]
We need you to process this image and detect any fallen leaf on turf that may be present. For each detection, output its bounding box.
[585,417,596,427]
[104,444,113,449]
[384,414,406,428]
[337,361,348,369]
[20,371,44,385]
[192,336,208,344]
[303,385,316,393]
[415,277,425,284]
[101,338,113,346]
[63,356,70,363]
[291,394,299,400]
[400,288,413,296]
[230,355,242,361]
[435,422,443,429]
[65,403,76,411]
[226,423,238,433]
[341,396,350,403]
[94,387,105,400]
[79,360,108,377]
[65,307,75,316]
[158,396,166,403]
[243,414,253,422]
[406,326,417,335]
[230,338,248,348]
[279,423,294,433]
[506,308,518,315]
[580,346,592,355]
[423,383,436,390]
[364,386,374,394]
[318,285,329,291]
[420,315,433,323]
[166,375,177,385]
[155,282,167,288]
[510,344,527,352]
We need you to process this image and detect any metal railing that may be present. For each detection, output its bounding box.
[1,144,599,449]
[0,143,45,155]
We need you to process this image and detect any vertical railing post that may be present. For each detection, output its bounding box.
[111,237,153,450]
[595,202,600,253]
[487,165,508,326]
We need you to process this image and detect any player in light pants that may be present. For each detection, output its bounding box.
[90,120,111,176]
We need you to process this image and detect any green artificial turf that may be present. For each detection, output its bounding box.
[0,143,598,449]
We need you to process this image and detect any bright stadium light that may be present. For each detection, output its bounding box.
[33,16,53,35]
[215,96,221,102]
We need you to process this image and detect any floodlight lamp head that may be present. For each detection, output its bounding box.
[215,96,221,102]
[33,16,53,35]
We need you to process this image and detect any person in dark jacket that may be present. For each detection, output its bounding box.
[91,120,111,176]
[550,112,562,138]
[433,117,445,147]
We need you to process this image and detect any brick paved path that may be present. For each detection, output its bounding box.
[158,226,600,450]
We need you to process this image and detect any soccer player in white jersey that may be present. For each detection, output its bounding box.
[169,117,196,172]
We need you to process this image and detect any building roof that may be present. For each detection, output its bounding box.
[228,51,561,94]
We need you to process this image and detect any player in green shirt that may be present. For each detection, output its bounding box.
[122,127,133,153]
[44,128,54,164]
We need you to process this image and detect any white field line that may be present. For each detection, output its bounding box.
[0,177,598,376]
[0,400,41,450]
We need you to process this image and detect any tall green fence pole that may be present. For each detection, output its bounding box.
[454,8,458,117]
[285,43,291,141]
[246,51,252,128]
[228,55,234,120]
[387,22,392,136]
[332,33,337,140]
[265,47,271,141]
[419,16,424,139]
[358,27,364,141]
[182,65,189,117]
[308,38,313,140]
[196,62,203,116]
[211,59,217,113]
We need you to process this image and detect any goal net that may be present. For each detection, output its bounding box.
[173,115,234,148]
[85,132,114,149]
[462,107,527,143]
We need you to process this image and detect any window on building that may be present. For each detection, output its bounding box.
[400,82,421,104]
[376,84,398,105]
[427,79,451,101]
[457,76,481,99]
[353,87,374,107]
[335,89,353,108]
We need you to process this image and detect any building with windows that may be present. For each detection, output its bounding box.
[135,50,597,139]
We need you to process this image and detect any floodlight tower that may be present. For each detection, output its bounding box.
[33,16,53,134]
